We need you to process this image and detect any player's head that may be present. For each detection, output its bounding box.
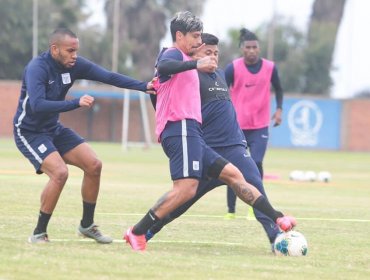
[193,33,219,66]
[49,28,79,68]
[239,28,260,64]
[170,11,203,56]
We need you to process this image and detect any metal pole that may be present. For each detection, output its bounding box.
[112,0,120,72]
[267,0,277,60]
[122,89,130,151]
[139,92,152,148]
[32,0,38,58]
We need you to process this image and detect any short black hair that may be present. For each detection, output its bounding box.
[170,11,203,42]
[239,28,258,47]
[49,28,77,46]
[201,33,219,46]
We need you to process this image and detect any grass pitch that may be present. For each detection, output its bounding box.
[0,138,369,280]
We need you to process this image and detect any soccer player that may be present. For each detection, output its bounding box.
[13,28,153,243]
[145,33,288,251]
[124,12,295,251]
[224,28,284,218]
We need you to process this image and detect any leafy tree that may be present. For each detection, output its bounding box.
[0,0,94,79]
[303,0,346,94]
[103,0,204,80]
[0,1,33,79]
[219,18,306,93]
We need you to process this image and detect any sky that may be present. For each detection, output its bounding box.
[85,0,370,99]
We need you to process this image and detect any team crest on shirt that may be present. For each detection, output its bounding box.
[61,73,71,84]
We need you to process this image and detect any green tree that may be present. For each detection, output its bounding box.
[103,0,204,80]
[0,0,93,80]
[219,18,306,93]
[303,0,346,94]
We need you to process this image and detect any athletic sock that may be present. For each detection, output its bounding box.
[132,210,159,235]
[80,201,96,228]
[252,196,283,222]
[34,211,52,234]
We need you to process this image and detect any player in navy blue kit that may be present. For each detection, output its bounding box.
[13,28,153,243]
[145,33,295,252]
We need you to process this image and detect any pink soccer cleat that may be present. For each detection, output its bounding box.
[276,216,297,232]
[124,227,147,251]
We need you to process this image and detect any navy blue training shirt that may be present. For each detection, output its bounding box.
[199,69,246,148]
[14,51,147,132]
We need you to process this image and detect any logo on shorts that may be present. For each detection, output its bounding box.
[192,161,200,171]
[38,144,47,153]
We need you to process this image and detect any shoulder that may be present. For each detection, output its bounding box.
[26,53,49,76]
[161,48,183,61]
[262,58,275,68]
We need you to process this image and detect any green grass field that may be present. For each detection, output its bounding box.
[0,138,369,280]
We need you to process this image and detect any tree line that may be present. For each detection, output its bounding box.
[0,0,345,95]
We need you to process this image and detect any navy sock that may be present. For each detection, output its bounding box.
[132,210,159,235]
[34,211,52,234]
[253,196,283,222]
[81,201,96,228]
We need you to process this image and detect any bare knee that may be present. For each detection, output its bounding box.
[85,158,102,176]
[173,179,198,202]
[50,166,69,187]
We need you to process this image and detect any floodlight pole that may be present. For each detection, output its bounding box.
[32,0,38,58]
[267,0,277,60]
[112,0,120,72]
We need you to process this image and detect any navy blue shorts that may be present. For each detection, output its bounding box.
[160,120,224,181]
[161,135,222,180]
[14,126,85,174]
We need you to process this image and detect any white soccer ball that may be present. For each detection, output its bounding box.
[304,171,317,182]
[274,230,308,257]
[289,170,305,181]
[318,171,331,183]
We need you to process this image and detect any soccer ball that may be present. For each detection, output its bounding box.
[304,171,317,182]
[274,230,308,256]
[318,171,331,183]
[289,170,305,181]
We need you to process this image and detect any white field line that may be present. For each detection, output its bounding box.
[97,213,370,223]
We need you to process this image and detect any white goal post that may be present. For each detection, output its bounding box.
[121,89,153,150]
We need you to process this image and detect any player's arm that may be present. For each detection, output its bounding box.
[157,48,197,78]
[77,57,149,92]
[224,63,234,88]
[271,65,283,110]
[157,48,216,78]
[26,62,80,114]
[271,65,283,126]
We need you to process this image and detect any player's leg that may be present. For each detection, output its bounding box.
[225,186,237,219]
[14,130,67,243]
[244,127,269,179]
[219,145,280,245]
[217,161,296,231]
[146,177,220,240]
[124,134,203,250]
[56,128,111,244]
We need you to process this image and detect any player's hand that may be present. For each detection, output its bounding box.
[79,94,94,108]
[146,77,158,95]
[196,56,217,73]
[272,108,282,127]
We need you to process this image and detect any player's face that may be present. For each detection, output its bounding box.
[176,30,202,56]
[195,44,219,66]
[241,40,260,64]
[51,35,79,68]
